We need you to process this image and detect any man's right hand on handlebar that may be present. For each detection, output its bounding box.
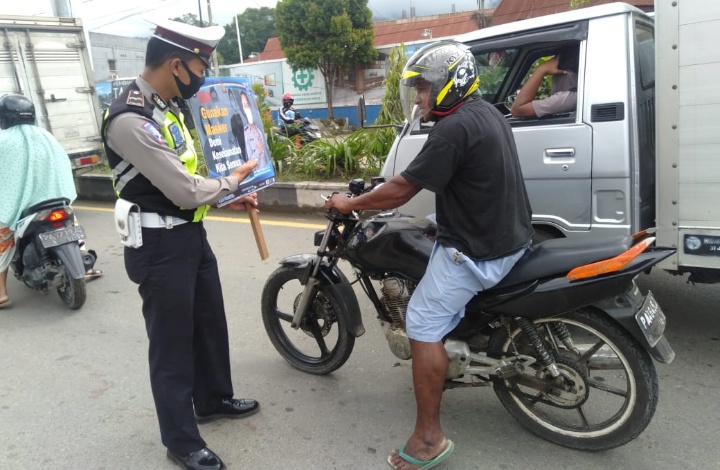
[324,193,353,214]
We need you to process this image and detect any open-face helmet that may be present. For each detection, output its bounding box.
[400,41,479,122]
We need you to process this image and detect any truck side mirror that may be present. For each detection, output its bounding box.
[357,95,366,128]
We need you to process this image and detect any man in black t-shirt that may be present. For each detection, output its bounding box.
[325,41,533,469]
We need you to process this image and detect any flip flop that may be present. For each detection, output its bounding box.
[85,268,103,282]
[387,438,454,470]
[0,298,12,309]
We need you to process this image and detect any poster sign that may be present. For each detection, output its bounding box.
[186,77,275,207]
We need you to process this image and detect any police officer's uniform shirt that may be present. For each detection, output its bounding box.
[105,76,239,209]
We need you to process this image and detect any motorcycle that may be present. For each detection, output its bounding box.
[275,117,321,146]
[11,198,92,309]
[261,178,676,451]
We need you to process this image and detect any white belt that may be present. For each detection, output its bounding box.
[139,212,189,229]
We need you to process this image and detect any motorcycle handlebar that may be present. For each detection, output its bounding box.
[322,177,386,220]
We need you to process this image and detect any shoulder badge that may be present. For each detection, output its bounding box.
[151,93,168,111]
[126,90,145,108]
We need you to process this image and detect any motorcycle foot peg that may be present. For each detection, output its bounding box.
[496,362,524,379]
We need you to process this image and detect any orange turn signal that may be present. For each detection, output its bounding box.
[567,237,655,281]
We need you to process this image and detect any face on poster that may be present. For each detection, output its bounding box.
[187,77,275,206]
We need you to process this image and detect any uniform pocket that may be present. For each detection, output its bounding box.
[124,228,163,284]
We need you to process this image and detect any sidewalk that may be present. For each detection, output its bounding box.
[75,173,346,213]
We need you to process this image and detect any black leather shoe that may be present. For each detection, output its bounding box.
[196,398,260,423]
[167,447,225,470]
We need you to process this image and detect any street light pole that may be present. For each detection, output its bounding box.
[235,14,244,64]
[206,0,219,76]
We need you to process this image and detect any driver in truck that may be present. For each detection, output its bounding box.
[511,43,580,118]
[325,41,534,470]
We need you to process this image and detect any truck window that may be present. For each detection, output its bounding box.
[506,43,581,124]
[476,49,519,103]
[635,26,654,90]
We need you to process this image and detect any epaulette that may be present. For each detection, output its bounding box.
[126,90,145,108]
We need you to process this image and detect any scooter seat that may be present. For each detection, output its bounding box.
[493,235,633,289]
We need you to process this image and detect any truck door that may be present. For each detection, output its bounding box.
[506,43,593,233]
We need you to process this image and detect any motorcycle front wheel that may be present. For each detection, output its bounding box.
[56,266,86,310]
[487,308,658,451]
[261,266,355,375]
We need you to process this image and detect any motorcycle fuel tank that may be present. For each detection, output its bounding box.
[345,213,434,281]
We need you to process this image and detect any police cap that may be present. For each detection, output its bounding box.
[147,18,225,66]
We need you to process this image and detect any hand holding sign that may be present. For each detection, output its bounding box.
[230,159,259,183]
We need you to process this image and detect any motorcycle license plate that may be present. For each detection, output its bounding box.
[635,291,666,347]
[38,226,86,248]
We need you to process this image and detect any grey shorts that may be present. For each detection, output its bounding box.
[405,242,527,343]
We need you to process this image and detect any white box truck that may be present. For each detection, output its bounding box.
[0,15,103,171]
[373,1,720,284]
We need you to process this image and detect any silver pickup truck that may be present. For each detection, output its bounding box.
[374,2,720,284]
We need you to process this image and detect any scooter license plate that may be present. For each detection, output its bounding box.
[38,226,86,248]
[635,291,666,347]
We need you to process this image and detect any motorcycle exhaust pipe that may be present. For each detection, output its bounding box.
[575,344,624,370]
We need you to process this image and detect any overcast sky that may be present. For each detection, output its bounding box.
[6,0,500,37]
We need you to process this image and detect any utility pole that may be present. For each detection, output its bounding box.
[206,0,220,76]
[198,0,204,26]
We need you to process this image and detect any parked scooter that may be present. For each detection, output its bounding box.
[11,198,92,309]
[261,177,676,451]
[275,117,321,146]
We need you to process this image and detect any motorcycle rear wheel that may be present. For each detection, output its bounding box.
[56,266,86,310]
[261,266,355,375]
[488,308,658,451]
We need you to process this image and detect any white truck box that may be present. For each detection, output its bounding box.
[0,15,103,170]
[655,0,720,278]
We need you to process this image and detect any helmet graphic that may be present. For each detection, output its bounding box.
[400,41,479,122]
[0,94,36,129]
[282,92,294,107]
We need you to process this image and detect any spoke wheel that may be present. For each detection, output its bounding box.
[488,309,658,450]
[261,266,355,375]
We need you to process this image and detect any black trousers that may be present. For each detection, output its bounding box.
[125,222,234,454]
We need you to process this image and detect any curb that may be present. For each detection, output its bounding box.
[74,173,346,214]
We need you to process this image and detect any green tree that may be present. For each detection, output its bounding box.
[217,7,276,64]
[275,0,377,119]
[570,0,591,8]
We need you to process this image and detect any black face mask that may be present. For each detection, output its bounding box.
[174,60,205,99]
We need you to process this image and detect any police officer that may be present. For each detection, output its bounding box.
[101,19,259,470]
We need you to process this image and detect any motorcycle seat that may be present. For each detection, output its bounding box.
[493,235,633,289]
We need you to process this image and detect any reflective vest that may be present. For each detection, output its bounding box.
[101,81,209,222]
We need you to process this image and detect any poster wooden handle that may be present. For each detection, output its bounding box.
[246,202,269,260]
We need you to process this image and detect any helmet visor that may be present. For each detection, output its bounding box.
[400,76,432,124]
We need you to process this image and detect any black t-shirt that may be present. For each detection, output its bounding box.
[401,98,534,260]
